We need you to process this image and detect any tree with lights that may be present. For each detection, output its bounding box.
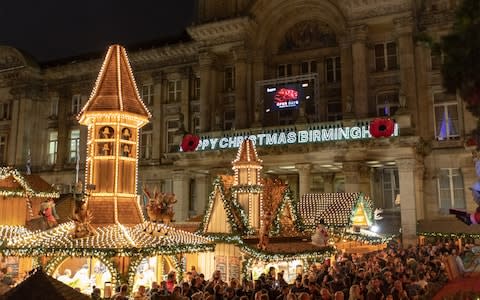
[442,0,480,225]
[441,0,480,142]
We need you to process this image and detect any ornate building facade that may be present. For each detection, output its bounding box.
[0,0,474,244]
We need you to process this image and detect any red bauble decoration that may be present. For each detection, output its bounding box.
[369,118,395,138]
[180,134,200,152]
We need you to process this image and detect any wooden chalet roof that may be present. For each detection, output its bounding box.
[0,268,90,300]
[232,139,262,166]
[299,193,373,227]
[0,222,213,256]
[78,44,151,119]
[0,168,59,198]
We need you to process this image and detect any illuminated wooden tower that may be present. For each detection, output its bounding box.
[232,139,263,231]
[78,45,151,225]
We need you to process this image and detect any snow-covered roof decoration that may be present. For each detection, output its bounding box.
[299,193,374,228]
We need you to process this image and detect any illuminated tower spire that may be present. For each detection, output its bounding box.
[232,138,263,230]
[78,45,151,225]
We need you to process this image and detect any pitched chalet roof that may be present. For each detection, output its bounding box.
[78,44,151,119]
[0,221,213,256]
[299,193,373,227]
[0,168,59,198]
[232,139,262,166]
[0,268,90,300]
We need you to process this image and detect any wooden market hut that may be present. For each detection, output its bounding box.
[0,268,91,300]
[0,167,59,225]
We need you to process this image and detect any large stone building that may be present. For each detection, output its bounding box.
[0,0,475,245]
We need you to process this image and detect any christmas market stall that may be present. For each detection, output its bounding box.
[196,138,392,283]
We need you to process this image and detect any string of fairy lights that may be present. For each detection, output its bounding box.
[0,167,59,198]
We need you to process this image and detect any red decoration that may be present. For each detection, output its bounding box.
[274,88,298,103]
[181,134,200,152]
[369,118,395,138]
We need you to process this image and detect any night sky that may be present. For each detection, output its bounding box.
[0,0,195,63]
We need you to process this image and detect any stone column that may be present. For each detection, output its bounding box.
[359,165,372,195]
[194,173,210,215]
[394,17,418,117]
[339,35,354,118]
[234,48,248,129]
[343,162,361,192]
[296,163,311,198]
[152,72,163,160]
[350,25,369,118]
[396,158,419,246]
[55,90,69,170]
[252,51,264,126]
[172,170,190,222]
[414,41,430,138]
[199,52,214,132]
[7,98,20,166]
[321,173,335,193]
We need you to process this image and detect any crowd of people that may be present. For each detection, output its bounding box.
[103,241,480,300]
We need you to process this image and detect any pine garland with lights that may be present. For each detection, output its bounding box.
[417,231,480,240]
[198,177,253,235]
[0,167,60,198]
[270,186,305,235]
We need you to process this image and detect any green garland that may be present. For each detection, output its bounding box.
[0,244,214,258]
[417,231,480,240]
[198,177,253,235]
[203,233,336,262]
[270,186,306,235]
[0,167,60,198]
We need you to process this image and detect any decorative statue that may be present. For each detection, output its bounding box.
[311,219,329,247]
[257,212,272,251]
[71,200,96,238]
[374,208,384,220]
[142,186,177,234]
[39,198,59,229]
[451,154,480,224]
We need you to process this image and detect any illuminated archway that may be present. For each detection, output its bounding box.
[127,255,177,292]
[45,255,119,295]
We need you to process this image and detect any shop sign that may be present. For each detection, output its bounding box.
[195,124,399,151]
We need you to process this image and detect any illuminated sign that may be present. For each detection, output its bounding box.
[194,124,399,151]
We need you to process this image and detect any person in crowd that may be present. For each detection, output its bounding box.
[112,283,129,300]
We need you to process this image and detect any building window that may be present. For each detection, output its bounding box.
[224,110,235,130]
[433,92,459,140]
[69,129,80,163]
[192,115,200,134]
[376,92,399,116]
[0,102,10,120]
[375,42,397,71]
[192,77,200,100]
[167,80,182,104]
[0,135,7,164]
[50,98,59,117]
[141,84,154,106]
[48,131,58,165]
[72,95,82,114]
[140,130,153,159]
[437,168,465,213]
[301,60,317,74]
[327,98,342,121]
[382,168,400,209]
[166,119,179,153]
[224,66,235,91]
[431,47,444,71]
[277,64,292,77]
[325,57,341,83]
